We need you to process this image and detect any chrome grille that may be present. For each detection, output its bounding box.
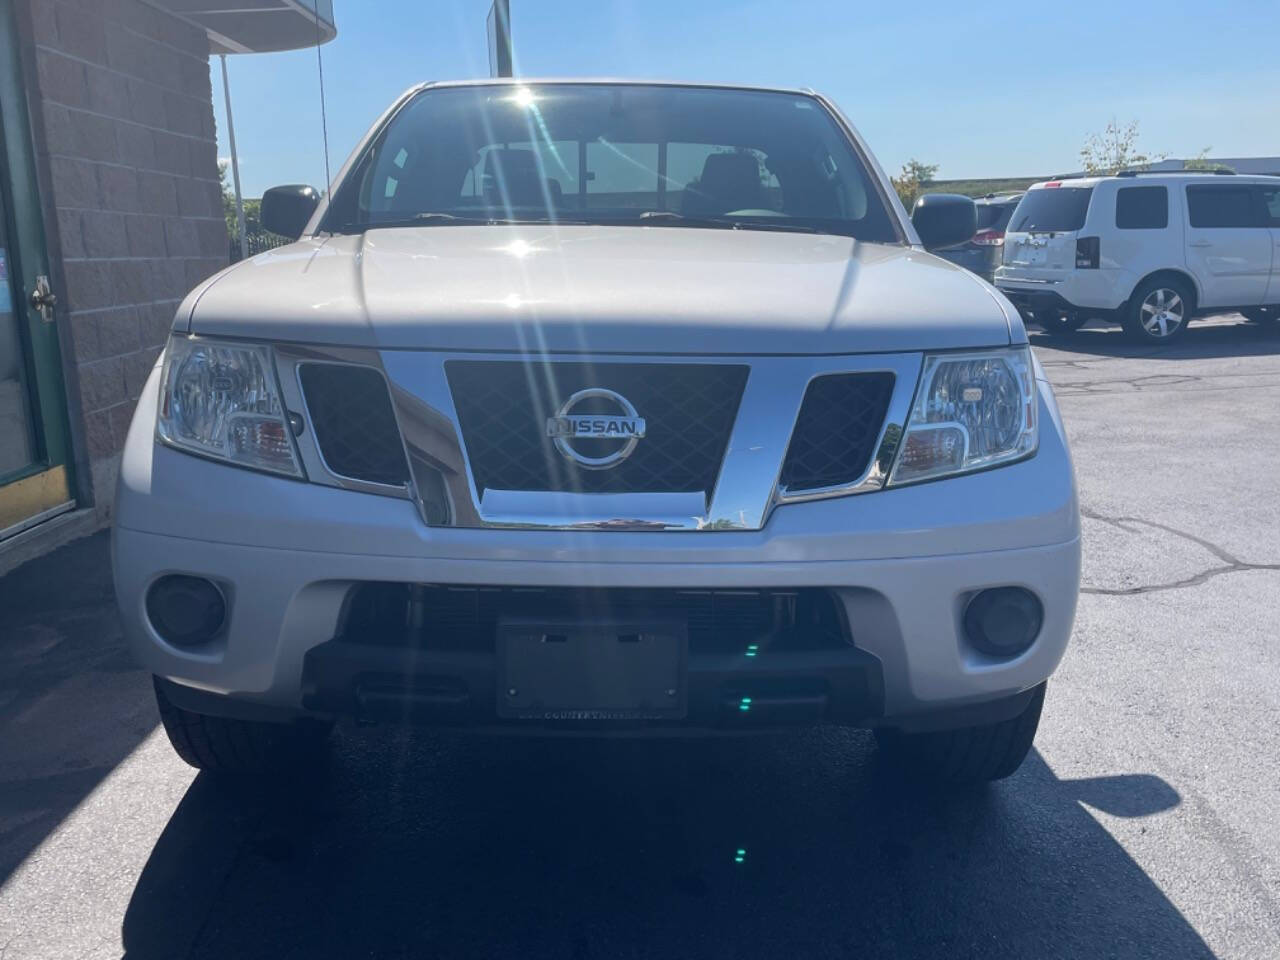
[445,361,748,496]
[780,372,895,492]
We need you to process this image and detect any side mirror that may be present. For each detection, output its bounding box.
[261,184,321,240]
[911,193,977,251]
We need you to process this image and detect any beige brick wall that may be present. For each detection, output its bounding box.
[26,0,228,519]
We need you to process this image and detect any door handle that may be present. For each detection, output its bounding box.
[29,275,56,323]
[1188,240,1212,248]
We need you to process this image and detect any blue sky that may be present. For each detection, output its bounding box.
[214,0,1280,197]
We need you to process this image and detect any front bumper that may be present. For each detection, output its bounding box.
[115,365,1081,729]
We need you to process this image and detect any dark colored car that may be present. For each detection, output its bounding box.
[935,192,1023,282]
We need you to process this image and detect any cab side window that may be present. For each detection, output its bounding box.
[1115,186,1167,229]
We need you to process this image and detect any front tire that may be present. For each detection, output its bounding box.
[1122,278,1193,344]
[154,677,332,774]
[874,683,1046,785]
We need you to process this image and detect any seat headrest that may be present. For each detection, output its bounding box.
[482,149,545,207]
[683,151,765,215]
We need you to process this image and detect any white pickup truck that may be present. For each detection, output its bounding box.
[114,80,1080,786]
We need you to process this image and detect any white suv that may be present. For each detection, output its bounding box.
[996,172,1280,343]
[114,80,1080,786]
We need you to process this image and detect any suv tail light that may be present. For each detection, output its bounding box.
[1075,236,1100,269]
[972,229,1005,247]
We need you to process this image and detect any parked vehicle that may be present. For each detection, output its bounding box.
[936,192,1023,282]
[996,171,1280,343]
[114,80,1080,786]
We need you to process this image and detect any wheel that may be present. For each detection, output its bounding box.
[874,683,1046,785]
[1241,307,1277,323]
[1037,312,1086,337]
[1122,277,1193,343]
[154,676,332,774]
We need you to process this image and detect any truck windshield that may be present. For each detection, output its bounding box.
[324,83,900,243]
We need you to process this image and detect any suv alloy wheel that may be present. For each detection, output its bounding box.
[1124,277,1193,344]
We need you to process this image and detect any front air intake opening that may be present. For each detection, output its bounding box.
[336,584,852,655]
[780,372,895,492]
[299,363,411,486]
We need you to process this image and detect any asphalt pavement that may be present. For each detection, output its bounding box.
[1,314,1278,959]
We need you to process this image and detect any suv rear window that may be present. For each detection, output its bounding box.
[975,200,1018,231]
[1010,187,1093,232]
[1186,185,1258,228]
[1115,186,1168,229]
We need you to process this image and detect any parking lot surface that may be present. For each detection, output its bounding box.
[1,315,1278,959]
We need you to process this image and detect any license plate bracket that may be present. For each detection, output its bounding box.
[497,618,687,720]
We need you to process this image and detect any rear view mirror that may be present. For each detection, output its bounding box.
[261,184,321,240]
[911,193,978,251]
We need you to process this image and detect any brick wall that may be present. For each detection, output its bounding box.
[26,0,228,518]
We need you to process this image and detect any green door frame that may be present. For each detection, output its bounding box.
[0,0,74,533]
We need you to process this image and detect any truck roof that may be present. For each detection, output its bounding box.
[416,77,820,97]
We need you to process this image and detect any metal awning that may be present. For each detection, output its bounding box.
[146,0,336,54]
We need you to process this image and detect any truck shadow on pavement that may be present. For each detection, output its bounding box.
[122,729,1211,960]
[1029,313,1280,361]
[0,531,157,889]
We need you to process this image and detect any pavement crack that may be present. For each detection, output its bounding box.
[1083,508,1241,565]
[1081,507,1280,595]
[1053,372,1205,396]
[1080,563,1268,596]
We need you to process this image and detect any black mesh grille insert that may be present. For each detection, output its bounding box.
[339,584,849,654]
[300,364,410,486]
[779,372,895,492]
[446,361,748,496]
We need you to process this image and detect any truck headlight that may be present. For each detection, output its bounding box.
[156,336,302,477]
[888,347,1037,485]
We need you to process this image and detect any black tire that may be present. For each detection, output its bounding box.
[154,676,332,774]
[1122,277,1194,344]
[1036,312,1086,337]
[1241,307,1277,324]
[874,683,1046,785]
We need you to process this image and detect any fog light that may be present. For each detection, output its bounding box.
[964,587,1042,657]
[146,575,226,647]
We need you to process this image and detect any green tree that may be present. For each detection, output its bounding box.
[218,161,262,238]
[891,159,939,210]
[1079,120,1165,175]
[1183,148,1234,173]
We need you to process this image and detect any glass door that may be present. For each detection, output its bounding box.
[0,0,72,540]
[0,201,34,475]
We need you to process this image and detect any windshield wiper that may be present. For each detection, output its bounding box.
[636,211,822,234]
[409,212,480,223]
[334,213,603,233]
[636,211,731,228]
[332,211,829,235]
[331,212,502,232]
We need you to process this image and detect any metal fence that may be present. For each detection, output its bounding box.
[228,231,291,263]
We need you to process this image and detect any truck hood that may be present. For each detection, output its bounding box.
[187,226,1015,354]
